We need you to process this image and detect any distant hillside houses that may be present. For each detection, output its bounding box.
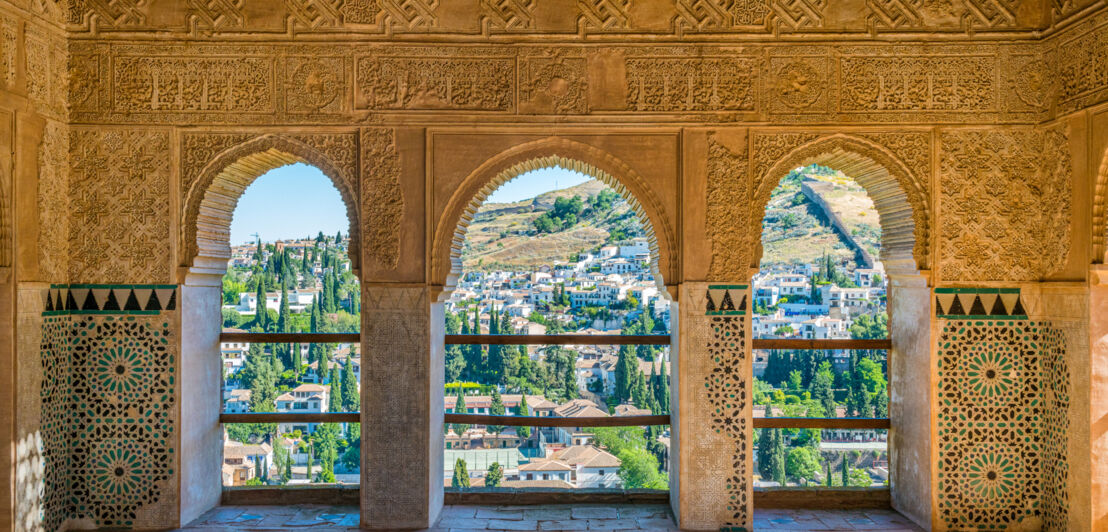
[752,261,885,342]
[447,238,670,331]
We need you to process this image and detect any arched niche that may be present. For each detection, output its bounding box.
[431,137,677,296]
[181,134,360,277]
[753,134,930,275]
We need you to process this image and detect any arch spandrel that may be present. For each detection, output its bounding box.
[753,134,931,274]
[181,133,361,276]
[431,137,677,295]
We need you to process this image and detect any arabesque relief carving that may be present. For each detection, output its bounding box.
[69,128,171,283]
[355,54,514,111]
[706,134,751,282]
[939,125,1072,282]
[58,38,1100,125]
[360,128,403,272]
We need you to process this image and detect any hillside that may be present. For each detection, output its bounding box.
[461,180,645,271]
[760,166,881,269]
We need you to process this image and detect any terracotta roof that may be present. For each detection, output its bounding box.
[518,460,572,472]
[614,404,651,417]
[549,445,620,469]
[553,399,609,418]
[502,480,575,489]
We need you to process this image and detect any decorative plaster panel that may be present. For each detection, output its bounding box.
[706,134,751,282]
[939,125,1072,282]
[69,128,172,284]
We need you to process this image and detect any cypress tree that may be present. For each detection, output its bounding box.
[841,455,849,486]
[487,308,502,383]
[302,248,311,272]
[335,230,342,243]
[341,359,359,413]
[614,345,635,403]
[291,342,302,374]
[306,446,315,482]
[452,458,470,488]
[452,387,469,436]
[517,393,531,440]
[488,388,505,436]
[657,362,670,414]
[254,277,268,330]
[328,366,343,412]
[770,426,786,485]
[485,462,503,487]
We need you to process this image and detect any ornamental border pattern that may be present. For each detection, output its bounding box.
[704,284,749,527]
[66,41,1054,126]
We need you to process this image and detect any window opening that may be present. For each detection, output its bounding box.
[443,165,671,491]
[218,163,361,487]
[752,164,890,490]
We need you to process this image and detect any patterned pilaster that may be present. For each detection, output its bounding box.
[361,286,435,529]
[677,283,751,531]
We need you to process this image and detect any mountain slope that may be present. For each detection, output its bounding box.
[760,166,881,269]
[461,180,643,271]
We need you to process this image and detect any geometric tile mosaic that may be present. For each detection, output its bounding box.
[704,285,749,527]
[38,285,178,529]
[937,318,1069,531]
[935,287,1026,320]
[43,283,177,315]
[706,285,748,316]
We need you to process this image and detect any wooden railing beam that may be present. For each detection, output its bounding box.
[445,334,670,346]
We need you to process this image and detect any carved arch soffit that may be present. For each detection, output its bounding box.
[432,137,677,295]
[181,133,361,275]
[1093,146,1108,264]
[753,133,931,273]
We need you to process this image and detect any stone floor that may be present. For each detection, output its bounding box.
[176,504,924,531]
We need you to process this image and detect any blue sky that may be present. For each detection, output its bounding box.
[486,166,591,203]
[231,164,591,245]
[230,164,351,245]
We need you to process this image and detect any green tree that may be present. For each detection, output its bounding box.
[485,462,504,487]
[444,311,466,382]
[841,454,849,486]
[306,446,315,482]
[488,388,506,435]
[614,345,636,403]
[452,387,469,436]
[341,359,359,413]
[786,447,820,485]
[516,393,531,440]
[452,458,470,488]
[254,277,268,330]
[787,369,803,391]
[328,366,343,413]
[617,447,668,489]
[809,361,836,418]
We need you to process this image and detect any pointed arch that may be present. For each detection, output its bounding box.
[431,137,676,294]
[754,134,931,273]
[181,134,360,275]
